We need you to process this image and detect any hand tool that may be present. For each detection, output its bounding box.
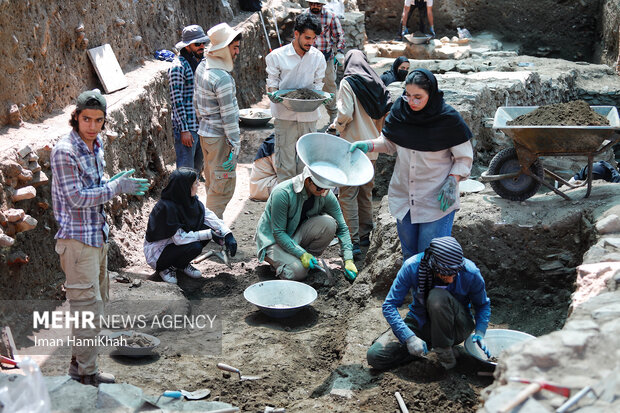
[192,245,231,268]
[258,11,273,52]
[217,363,261,381]
[271,14,282,47]
[162,389,210,400]
[395,391,409,413]
[500,378,572,412]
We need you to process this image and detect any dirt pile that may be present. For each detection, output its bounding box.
[508,100,610,126]
[282,88,324,100]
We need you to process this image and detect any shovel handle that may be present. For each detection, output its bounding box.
[217,362,241,376]
[499,382,541,413]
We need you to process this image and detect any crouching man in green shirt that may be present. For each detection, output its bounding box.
[255,166,358,281]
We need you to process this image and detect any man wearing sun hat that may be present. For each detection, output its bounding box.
[255,166,357,282]
[194,23,242,218]
[367,236,491,371]
[169,25,209,171]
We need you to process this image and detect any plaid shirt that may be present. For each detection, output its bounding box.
[194,64,240,150]
[51,130,118,247]
[168,56,199,132]
[303,8,345,57]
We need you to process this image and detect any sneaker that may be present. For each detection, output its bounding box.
[159,268,177,284]
[69,358,115,386]
[359,235,371,247]
[181,264,202,279]
[352,243,362,258]
[435,346,456,370]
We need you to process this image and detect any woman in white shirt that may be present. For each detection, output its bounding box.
[350,69,473,260]
[143,168,237,283]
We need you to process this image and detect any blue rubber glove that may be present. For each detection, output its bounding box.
[349,141,372,154]
[109,169,134,182]
[472,331,491,358]
[267,91,283,103]
[429,26,436,38]
[222,151,237,172]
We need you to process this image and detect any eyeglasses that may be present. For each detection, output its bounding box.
[402,94,422,103]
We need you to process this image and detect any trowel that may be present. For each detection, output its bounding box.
[192,245,231,268]
[163,388,211,400]
[217,363,262,381]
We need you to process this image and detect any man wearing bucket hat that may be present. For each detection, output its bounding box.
[51,89,151,386]
[194,22,242,218]
[168,25,209,171]
[367,236,491,370]
[255,166,357,281]
[265,13,327,183]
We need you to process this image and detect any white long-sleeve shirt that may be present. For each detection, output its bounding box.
[370,135,473,223]
[143,206,231,269]
[265,43,326,122]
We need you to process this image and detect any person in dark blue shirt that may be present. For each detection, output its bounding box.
[367,236,491,370]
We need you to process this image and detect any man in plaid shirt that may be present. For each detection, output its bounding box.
[169,25,208,170]
[51,89,150,386]
[305,1,346,126]
[194,23,242,218]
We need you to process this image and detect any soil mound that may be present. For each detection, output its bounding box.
[282,88,324,100]
[508,100,610,126]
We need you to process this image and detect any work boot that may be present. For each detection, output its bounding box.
[181,264,202,279]
[435,347,457,370]
[69,357,115,386]
[352,243,362,258]
[159,267,177,284]
[359,235,371,247]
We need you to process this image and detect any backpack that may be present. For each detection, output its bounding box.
[240,0,262,12]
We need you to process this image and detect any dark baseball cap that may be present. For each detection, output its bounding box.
[76,89,106,112]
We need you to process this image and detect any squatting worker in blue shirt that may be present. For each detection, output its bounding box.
[51,89,150,386]
[367,236,491,370]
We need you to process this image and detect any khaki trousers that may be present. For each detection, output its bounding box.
[265,215,337,281]
[200,136,236,218]
[338,162,375,244]
[56,239,108,376]
[274,119,316,183]
[323,59,338,118]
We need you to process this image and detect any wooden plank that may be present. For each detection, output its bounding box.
[87,44,128,94]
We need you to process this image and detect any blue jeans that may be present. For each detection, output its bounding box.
[174,129,203,170]
[396,210,455,261]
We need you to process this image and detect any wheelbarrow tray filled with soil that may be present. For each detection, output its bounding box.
[279,88,330,112]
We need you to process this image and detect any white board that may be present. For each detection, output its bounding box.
[87,44,128,94]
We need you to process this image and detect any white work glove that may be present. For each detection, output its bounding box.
[196,229,212,241]
[335,52,345,66]
[406,335,428,357]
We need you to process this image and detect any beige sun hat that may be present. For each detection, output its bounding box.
[206,23,242,53]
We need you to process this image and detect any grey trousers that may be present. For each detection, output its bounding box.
[323,59,338,118]
[367,288,475,370]
[265,215,337,281]
[274,119,316,183]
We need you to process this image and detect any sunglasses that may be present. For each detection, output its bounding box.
[194,42,205,47]
[312,181,328,192]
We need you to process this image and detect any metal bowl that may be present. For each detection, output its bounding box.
[297,132,375,187]
[279,89,330,113]
[464,329,535,366]
[239,108,272,126]
[110,331,160,357]
[243,280,318,318]
[405,34,431,44]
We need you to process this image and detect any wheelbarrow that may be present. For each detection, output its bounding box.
[480,106,620,201]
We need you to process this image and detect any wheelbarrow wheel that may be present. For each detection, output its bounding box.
[488,147,544,201]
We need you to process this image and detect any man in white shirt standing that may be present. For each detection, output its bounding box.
[266,13,327,183]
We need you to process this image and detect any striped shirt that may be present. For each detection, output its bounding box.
[168,56,199,132]
[194,64,240,150]
[303,8,345,57]
[51,130,118,247]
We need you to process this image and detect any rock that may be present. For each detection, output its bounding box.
[7,251,29,265]
[0,211,5,225]
[456,63,475,73]
[539,260,564,271]
[31,171,49,187]
[18,168,33,182]
[596,214,620,234]
[0,159,22,178]
[28,152,39,162]
[96,383,144,410]
[438,61,456,73]
[560,330,594,352]
[17,145,32,158]
[12,186,36,202]
[9,104,23,127]
[28,161,41,173]
[0,233,15,247]
[15,215,37,232]
[4,208,25,222]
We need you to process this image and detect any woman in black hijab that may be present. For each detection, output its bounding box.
[349,69,473,260]
[143,168,237,284]
[330,50,392,256]
[380,56,410,87]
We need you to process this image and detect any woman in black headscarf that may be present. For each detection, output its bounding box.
[143,168,237,284]
[349,69,473,260]
[329,50,392,256]
[380,56,410,87]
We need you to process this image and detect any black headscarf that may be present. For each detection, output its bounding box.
[382,68,473,151]
[380,56,409,87]
[343,50,392,120]
[180,47,200,73]
[145,168,205,242]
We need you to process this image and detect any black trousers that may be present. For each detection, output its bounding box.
[406,0,428,33]
[155,240,208,271]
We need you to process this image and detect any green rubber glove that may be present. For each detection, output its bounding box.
[344,259,358,281]
[322,93,335,105]
[267,91,283,103]
[222,151,237,172]
[349,141,371,154]
[300,252,317,269]
[109,169,134,182]
[437,175,457,211]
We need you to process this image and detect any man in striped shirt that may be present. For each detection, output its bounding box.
[305,1,346,126]
[168,25,209,170]
[51,89,150,386]
[194,23,242,218]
